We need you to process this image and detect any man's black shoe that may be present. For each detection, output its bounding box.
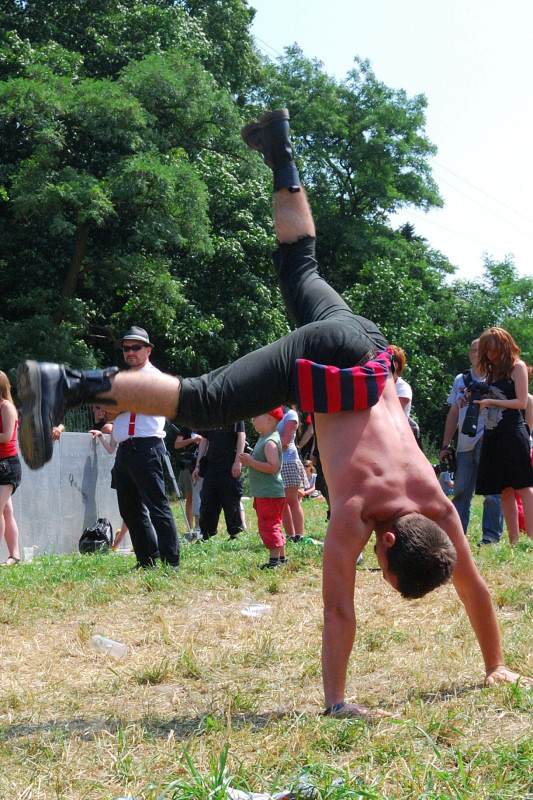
[16,360,118,470]
[241,108,300,192]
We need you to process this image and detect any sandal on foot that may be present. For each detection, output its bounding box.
[0,556,21,566]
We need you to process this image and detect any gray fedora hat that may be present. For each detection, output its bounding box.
[122,326,154,347]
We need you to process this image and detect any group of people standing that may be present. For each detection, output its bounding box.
[5,325,533,572]
[440,330,533,545]
[87,325,313,570]
[172,403,315,568]
[384,330,533,549]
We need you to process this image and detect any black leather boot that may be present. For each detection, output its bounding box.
[16,360,119,470]
[241,108,301,192]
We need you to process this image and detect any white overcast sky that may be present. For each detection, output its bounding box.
[249,0,533,281]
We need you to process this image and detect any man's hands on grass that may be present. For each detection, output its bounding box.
[485,666,533,687]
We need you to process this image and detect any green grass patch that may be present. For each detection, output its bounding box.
[0,497,532,799]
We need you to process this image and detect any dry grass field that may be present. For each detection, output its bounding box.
[0,497,532,800]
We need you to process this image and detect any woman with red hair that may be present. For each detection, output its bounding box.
[475,327,533,543]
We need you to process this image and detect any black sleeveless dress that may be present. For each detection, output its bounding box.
[476,377,533,494]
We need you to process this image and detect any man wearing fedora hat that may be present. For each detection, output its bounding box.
[98,326,179,570]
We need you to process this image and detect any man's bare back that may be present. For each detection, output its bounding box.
[316,376,527,714]
[317,377,452,532]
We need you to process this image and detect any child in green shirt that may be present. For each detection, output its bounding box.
[239,408,287,569]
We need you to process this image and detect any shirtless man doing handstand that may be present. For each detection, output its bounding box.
[16,109,531,717]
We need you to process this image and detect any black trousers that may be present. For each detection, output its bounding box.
[199,469,244,538]
[112,437,180,567]
[177,237,387,429]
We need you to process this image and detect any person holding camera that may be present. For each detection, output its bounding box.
[440,339,503,546]
[473,328,533,544]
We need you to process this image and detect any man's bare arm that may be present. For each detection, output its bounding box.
[440,405,459,458]
[232,430,246,478]
[321,508,372,711]
[437,502,532,686]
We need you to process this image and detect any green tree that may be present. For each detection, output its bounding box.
[0,0,209,80]
[344,233,456,440]
[0,0,260,90]
[0,48,241,371]
[251,49,443,288]
[181,0,261,96]
[0,1,271,379]
[450,255,533,369]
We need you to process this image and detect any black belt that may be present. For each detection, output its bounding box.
[118,436,162,448]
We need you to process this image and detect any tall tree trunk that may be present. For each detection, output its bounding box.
[53,221,91,324]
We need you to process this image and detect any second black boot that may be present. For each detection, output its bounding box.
[16,360,119,470]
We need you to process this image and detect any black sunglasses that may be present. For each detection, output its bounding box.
[122,344,145,352]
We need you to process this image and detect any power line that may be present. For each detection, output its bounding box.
[398,210,512,253]
[433,159,533,226]
[435,175,533,240]
[252,34,285,60]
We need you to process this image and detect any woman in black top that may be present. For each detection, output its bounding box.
[475,327,533,543]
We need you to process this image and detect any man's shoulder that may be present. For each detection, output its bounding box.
[453,370,469,385]
[140,361,160,374]
[448,370,468,400]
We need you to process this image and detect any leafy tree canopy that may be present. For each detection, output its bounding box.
[251,49,443,287]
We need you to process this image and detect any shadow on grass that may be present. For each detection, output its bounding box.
[0,710,301,742]
[0,684,487,743]
[407,682,485,704]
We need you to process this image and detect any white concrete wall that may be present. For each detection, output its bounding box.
[4,433,128,559]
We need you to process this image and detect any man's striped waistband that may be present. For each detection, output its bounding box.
[295,348,392,413]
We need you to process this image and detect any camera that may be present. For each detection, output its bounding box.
[433,449,456,478]
[461,375,491,438]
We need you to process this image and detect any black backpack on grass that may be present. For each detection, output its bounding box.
[79,518,113,553]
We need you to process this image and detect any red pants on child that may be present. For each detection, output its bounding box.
[253,497,286,548]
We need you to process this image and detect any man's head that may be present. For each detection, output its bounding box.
[122,326,153,370]
[377,513,457,599]
[468,338,480,366]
